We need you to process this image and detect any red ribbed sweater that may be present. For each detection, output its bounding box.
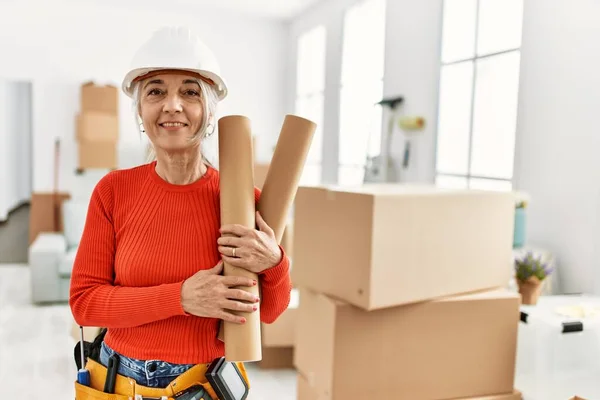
[69,161,292,364]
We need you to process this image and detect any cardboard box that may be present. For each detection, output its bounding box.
[81,81,118,114]
[293,185,515,310]
[256,347,294,369]
[297,375,522,400]
[78,141,117,170]
[77,112,119,142]
[453,390,522,400]
[262,308,296,347]
[294,288,520,400]
[262,289,298,347]
[29,192,71,244]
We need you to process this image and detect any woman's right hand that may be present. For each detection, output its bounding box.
[180,261,259,324]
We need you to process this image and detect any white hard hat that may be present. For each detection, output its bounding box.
[122,26,227,100]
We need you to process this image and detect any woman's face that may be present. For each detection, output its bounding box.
[139,73,204,153]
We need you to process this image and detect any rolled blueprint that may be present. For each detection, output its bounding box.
[217,114,316,354]
[218,115,262,362]
[259,115,316,242]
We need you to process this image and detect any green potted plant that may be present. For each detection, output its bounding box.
[515,252,552,305]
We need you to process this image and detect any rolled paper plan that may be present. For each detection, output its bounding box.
[218,115,262,362]
[258,115,316,242]
[217,114,316,352]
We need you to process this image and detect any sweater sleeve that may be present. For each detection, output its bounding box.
[69,174,187,329]
[254,188,292,324]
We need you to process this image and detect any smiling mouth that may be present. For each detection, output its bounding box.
[159,122,188,127]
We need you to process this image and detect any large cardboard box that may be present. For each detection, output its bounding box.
[294,288,520,400]
[81,82,118,114]
[297,375,522,400]
[78,141,117,170]
[293,185,515,310]
[29,192,71,244]
[77,112,119,142]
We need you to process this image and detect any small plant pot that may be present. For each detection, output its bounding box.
[517,276,542,305]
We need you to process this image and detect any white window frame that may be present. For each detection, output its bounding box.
[436,0,523,190]
[294,25,327,186]
[337,0,387,186]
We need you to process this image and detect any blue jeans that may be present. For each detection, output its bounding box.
[99,341,195,388]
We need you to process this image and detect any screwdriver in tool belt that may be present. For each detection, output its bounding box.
[77,326,90,386]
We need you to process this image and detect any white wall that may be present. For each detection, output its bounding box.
[0,0,287,193]
[513,0,600,295]
[287,0,442,184]
[0,80,32,221]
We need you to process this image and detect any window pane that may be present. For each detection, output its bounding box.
[296,94,324,164]
[469,177,512,191]
[436,175,468,189]
[341,0,386,84]
[339,80,383,165]
[338,165,365,186]
[368,103,383,158]
[436,61,474,175]
[299,164,322,186]
[297,25,326,96]
[441,0,477,63]
[477,0,524,56]
[470,51,520,179]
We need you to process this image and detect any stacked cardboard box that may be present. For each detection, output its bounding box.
[292,184,522,399]
[76,82,119,170]
[257,288,298,369]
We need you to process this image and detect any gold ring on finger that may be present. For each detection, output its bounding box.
[232,247,236,258]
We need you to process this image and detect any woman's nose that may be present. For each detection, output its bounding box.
[162,94,183,113]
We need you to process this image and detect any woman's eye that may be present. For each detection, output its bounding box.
[185,90,200,96]
[148,88,163,96]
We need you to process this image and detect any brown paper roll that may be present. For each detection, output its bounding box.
[259,115,316,242]
[218,115,262,362]
[217,114,316,352]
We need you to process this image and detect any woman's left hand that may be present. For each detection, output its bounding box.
[218,211,283,274]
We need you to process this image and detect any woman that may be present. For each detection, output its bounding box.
[69,26,292,391]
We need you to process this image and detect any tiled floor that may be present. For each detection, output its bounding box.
[0,265,297,399]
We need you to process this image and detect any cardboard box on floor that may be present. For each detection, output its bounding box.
[257,289,298,369]
[297,375,523,400]
[81,81,118,114]
[29,192,71,244]
[256,347,294,369]
[293,185,515,310]
[294,288,520,400]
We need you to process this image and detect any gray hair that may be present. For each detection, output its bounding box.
[131,77,219,165]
